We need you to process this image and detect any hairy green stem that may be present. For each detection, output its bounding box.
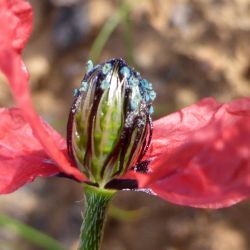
[78,184,116,250]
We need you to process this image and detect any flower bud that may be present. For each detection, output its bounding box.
[67,58,156,187]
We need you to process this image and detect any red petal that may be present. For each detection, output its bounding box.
[0,108,62,194]
[135,98,250,208]
[0,0,86,181]
[0,0,33,52]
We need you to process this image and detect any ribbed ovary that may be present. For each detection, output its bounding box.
[91,70,125,183]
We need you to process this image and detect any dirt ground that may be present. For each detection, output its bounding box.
[0,0,250,249]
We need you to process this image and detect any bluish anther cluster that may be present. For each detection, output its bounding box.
[72,58,156,114]
[118,63,156,114]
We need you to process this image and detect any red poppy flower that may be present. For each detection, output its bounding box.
[0,0,249,208]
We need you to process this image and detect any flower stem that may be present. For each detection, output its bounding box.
[78,184,116,250]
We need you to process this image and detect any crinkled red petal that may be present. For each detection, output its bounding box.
[1,0,33,52]
[0,0,86,181]
[133,98,250,208]
[0,108,64,194]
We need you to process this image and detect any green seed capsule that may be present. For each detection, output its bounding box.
[67,58,155,187]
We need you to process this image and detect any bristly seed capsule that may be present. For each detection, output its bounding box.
[67,58,156,188]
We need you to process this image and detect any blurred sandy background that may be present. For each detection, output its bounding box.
[0,0,250,249]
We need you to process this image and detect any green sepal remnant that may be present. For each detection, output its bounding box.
[78,184,116,250]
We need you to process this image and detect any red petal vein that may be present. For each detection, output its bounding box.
[135,98,250,208]
[0,108,62,194]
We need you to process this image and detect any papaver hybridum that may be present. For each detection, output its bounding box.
[0,0,250,209]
